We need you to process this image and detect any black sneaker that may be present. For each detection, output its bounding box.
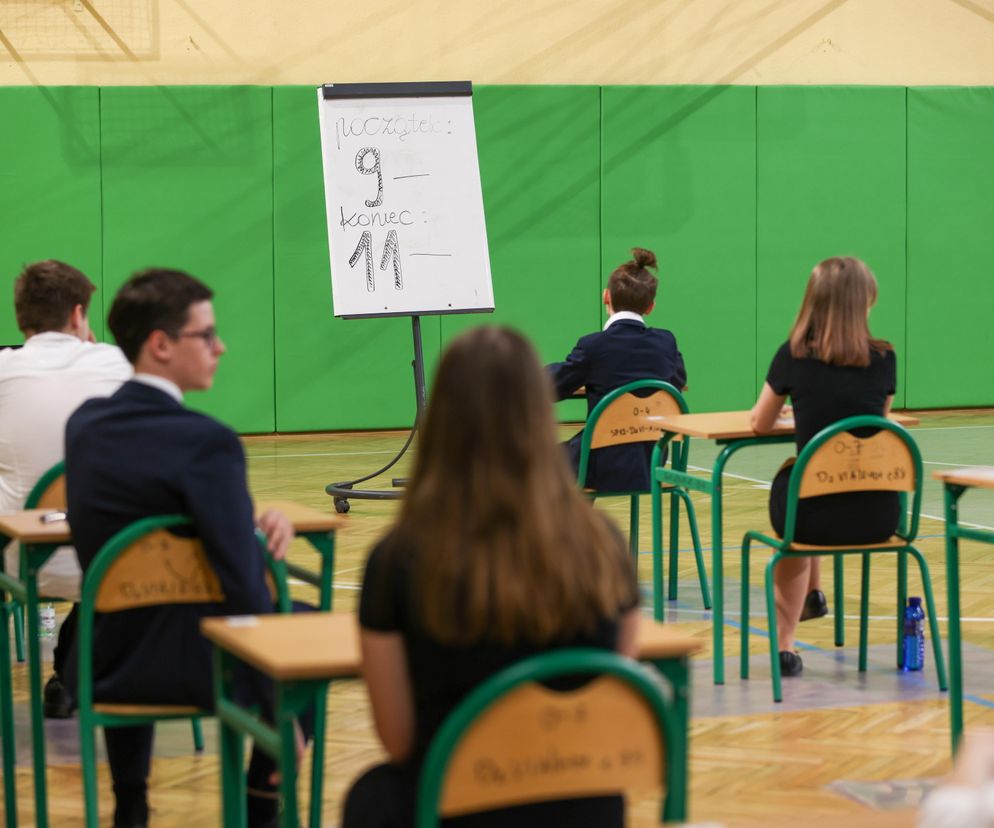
[799,589,829,622]
[779,650,803,677]
[43,674,71,719]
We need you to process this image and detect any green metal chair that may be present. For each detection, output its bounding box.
[77,515,291,827]
[578,380,710,613]
[8,461,67,663]
[415,649,684,827]
[739,416,948,702]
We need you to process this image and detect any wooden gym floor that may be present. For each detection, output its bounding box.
[10,408,994,826]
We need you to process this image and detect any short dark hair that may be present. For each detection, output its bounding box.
[14,260,96,335]
[606,247,659,314]
[108,268,214,363]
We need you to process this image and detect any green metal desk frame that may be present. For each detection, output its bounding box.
[0,537,60,828]
[940,481,989,755]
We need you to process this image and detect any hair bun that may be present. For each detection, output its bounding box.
[631,247,657,271]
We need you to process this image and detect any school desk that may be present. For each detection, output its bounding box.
[201,612,703,827]
[651,411,919,686]
[932,466,994,754]
[0,501,344,828]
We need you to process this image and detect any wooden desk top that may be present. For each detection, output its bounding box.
[200,613,702,682]
[0,509,70,544]
[932,466,994,490]
[657,410,919,441]
[254,499,345,533]
[724,810,913,828]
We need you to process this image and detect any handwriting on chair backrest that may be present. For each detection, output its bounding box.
[96,530,225,612]
[590,391,683,449]
[34,475,66,510]
[440,676,664,816]
[799,429,915,498]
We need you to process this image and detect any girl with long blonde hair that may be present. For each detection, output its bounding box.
[751,257,898,678]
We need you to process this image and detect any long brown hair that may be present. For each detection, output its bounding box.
[789,256,891,367]
[392,326,634,647]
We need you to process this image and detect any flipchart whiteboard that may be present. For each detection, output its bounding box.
[317,82,494,318]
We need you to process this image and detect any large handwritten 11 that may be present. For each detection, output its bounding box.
[349,146,402,293]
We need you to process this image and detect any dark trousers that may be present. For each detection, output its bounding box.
[342,762,624,828]
[53,603,77,677]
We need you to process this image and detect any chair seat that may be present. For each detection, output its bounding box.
[786,535,907,552]
[93,702,205,717]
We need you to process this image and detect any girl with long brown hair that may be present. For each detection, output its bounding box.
[342,326,639,827]
[751,257,898,678]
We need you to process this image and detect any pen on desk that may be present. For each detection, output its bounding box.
[40,511,67,524]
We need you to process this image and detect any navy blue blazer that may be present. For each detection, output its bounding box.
[548,319,686,492]
[64,380,273,707]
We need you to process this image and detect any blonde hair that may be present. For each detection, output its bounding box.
[789,256,891,367]
[389,326,635,647]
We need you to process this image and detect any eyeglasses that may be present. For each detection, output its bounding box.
[176,327,220,349]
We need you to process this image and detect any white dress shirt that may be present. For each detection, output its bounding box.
[0,332,131,598]
[603,310,646,331]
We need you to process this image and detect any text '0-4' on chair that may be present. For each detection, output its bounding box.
[739,416,948,702]
[577,380,710,614]
[77,515,291,828]
[415,649,685,827]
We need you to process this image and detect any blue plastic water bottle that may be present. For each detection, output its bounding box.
[901,596,925,672]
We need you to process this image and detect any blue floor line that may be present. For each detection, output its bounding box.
[964,693,994,710]
[635,534,945,555]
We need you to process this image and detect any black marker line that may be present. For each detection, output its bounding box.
[409,253,452,257]
[393,174,431,180]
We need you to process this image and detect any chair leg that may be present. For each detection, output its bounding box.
[740,536,751,680]
[765,553,783,702]
[80,714,100,827]
[677,490,711,610]
[629,495,640,577]
[651,484,664,621]
[191,717,204,752]
[833,555,845,647]
[908,547,948,691]
[859,554,871,673]
[668,490,680,600]
[0,602,17,828]
[13,603,24,664]
[897,550,908,668]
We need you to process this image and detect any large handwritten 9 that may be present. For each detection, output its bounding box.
[355,146,383,208]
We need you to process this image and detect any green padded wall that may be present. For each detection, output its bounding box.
[0,88,104,342]
[601,86,757,412]
[756,87,907,407]
[907,88,994,408]
[439,85,602,424]
[100,86,275,432]
[272,86,440,432]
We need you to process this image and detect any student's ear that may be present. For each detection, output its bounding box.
[145,330,175,363]
[645,300,655,316]
[602,288,611,307]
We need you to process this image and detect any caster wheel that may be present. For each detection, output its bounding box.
[334,498,350,514]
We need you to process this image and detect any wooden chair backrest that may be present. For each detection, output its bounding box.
[33,474,66,510]
[96,529,225,612]
[439,675,664,816]
[589,390,683,450]
[798,428,916,499]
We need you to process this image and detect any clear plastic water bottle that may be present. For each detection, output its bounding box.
[901,596,925,672]
[38,603,56,639]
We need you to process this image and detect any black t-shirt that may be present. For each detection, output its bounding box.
[766,341,897,451]
[359,529,639,766]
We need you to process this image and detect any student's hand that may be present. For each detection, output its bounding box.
[256,509,294,560]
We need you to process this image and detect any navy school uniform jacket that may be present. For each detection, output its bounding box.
[63,380,274,708]
[548,319,686,492]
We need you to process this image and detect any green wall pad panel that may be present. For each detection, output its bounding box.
[907,88,994,408]
[0,88,104,343]
[100,86,275,432]
[440,85,601,424]
[601,85,757,413]
[273,86,439,432]
[756,86,907,407]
